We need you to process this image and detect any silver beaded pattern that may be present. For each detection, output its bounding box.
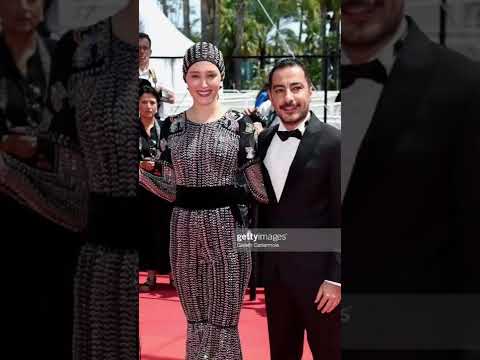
[69,20,139,360]
[70,21,138,197]
[138,110,270,358]
[171,111,251,359]
[183,42,226,81]
[0,19,139,359]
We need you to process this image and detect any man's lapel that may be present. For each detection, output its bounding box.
[258,124,278,161]
[344,17,437,206]
[259,124,279,204]
[280,112,321,203]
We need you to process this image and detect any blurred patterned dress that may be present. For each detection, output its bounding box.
[0,19,139,360]
[140,110,268,359]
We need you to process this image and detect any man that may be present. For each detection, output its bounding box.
[139,32,175,119]
[341,0,480,359]
[258,58,341,360]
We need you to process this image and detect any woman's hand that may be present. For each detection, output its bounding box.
[139,160,155,172]
[0,134,38,159]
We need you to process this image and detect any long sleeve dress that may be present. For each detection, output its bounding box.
[139,109,268,359]
[0,19,140,360]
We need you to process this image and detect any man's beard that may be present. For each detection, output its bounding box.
[280,106,309,127]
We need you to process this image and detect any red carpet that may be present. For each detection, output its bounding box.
[139,273,314,360]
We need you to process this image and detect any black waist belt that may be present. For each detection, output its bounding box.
[175,185,247,210]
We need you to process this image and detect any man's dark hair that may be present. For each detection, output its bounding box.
[139,32,152,48]
[268,58,312,88]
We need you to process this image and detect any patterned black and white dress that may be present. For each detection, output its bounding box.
[140,110,268,359]
[1,19,139,360]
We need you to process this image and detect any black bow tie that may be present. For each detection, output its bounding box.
[341,59,388,89]
[277,129,302,141]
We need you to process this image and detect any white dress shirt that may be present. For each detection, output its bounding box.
[264,114,341,287]
[139,65,158,87]
[341,18,408,200]
[264,114,310,202]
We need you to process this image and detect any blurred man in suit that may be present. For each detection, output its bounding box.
[341,0,480,359]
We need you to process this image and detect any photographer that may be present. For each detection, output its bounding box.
[139,32,175,120]
[139,80,161,173]
[138,80,172,291]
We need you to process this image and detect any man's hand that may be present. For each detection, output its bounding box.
[139,160,155,172]
[243,107,255,116]
[314,281,341,313]
[244,108,265,135]
[0,134,38,159]
[253,122,264,135]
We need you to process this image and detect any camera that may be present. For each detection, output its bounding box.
[249,109,267,127]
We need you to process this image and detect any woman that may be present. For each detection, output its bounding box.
[1,1,140,359]
[140,42,268,359]
[0,0,53,136]
[138,80,172,291]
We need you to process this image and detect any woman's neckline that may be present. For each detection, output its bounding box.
[184,111,224,125]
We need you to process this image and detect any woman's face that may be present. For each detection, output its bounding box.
[185,61,222,106]
[0,0,45,34]
[139,93,158,121]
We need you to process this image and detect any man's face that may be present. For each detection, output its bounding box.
[139,37,151,66]
[268,65,312,128]
[0,0,45,34]
[342,0,404,48]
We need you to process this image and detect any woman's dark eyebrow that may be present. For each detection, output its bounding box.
[189,70,218,74]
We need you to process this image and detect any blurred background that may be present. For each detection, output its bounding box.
[34,0,480,127]
[406,0,480,60]
[140,0,342,126]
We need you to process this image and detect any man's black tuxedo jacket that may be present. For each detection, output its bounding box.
[342,17,480,294]
[257,112,341,288]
